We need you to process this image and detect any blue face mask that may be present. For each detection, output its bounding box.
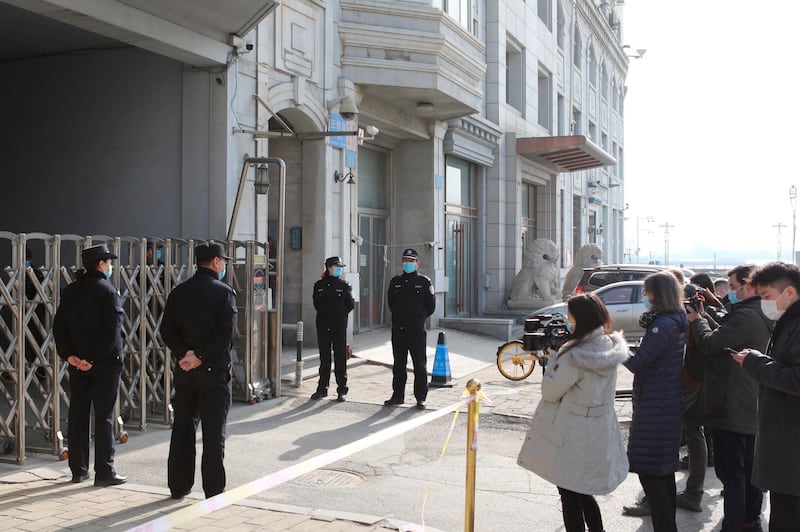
[105,264,113,279]
[402,262,417,274]
[218,265,227,281]
[24,261,30,268]
[156,248,163,262]
[332,267,343,278]
[565,321,573,334]
[642,294,652,311]
[728,288,739,305]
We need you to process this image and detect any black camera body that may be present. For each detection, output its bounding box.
[523,313,571,354]
[684,283,705,311]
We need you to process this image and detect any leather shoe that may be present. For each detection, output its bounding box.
[383,397,403,407]
[170,489,191,500]
[416,401,426,410]
[675,491,702,512]
[71,473,89,483]
[622,497,650,516]
[310,390,327,400]
[94,474,127,487]
[336,394,346,402]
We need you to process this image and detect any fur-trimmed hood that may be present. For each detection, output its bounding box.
[560,327,629,374]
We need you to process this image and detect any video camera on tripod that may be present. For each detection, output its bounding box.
[522,313,571,362]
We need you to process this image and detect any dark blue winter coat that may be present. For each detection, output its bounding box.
[624,311,687,476]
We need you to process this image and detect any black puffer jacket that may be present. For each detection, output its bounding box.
[624,311,687,476]
[691,296,771,434]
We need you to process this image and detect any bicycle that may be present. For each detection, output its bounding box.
[495,340,554,381]
[496,313,569,381]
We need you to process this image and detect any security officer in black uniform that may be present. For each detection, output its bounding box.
[311,256,354,402]
[161,243,237,499]
[53,243,126,486]
[384,248,435,410]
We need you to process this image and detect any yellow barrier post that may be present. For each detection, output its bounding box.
[464,378,481,532]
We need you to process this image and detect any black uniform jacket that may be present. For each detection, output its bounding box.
[313,275,354,325]
[53,270,124,368]
[387,271,435,330]
[161,267,238,369]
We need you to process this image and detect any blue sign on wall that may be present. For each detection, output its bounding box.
[329,114,348,149]
[345,149,357,168]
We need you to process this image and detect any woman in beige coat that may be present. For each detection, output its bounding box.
[518,293,630,532]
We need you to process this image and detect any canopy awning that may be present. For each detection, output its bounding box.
[516,135,616,173]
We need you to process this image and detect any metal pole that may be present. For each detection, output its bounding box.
[790,185,797,264]
[464,378,481,532]
[294,321,304,387]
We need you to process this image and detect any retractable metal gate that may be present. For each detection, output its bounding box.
[0,232,277,465]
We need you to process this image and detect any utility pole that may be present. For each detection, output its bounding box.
[636,216,654,264]
[790,185,797,264]
[660,222,674,266]
[773,222,788,260]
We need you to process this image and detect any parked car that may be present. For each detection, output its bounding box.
[570,264,695,297]
[534,280,647,341]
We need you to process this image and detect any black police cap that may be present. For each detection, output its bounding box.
[81,244,117,262]
[195,243,232,263]
[325,256,346,267]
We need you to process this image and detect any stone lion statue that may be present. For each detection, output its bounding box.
[562,243,604,298]
[507,238,560,307]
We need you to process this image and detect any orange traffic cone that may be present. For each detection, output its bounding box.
[429,332,452,387]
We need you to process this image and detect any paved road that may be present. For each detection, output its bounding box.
[0,327,767,531]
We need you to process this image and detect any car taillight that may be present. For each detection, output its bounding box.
[574,285,583,294]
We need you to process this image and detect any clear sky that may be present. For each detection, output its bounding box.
[621,0,800,268]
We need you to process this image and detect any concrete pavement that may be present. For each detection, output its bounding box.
[0,327,764,530]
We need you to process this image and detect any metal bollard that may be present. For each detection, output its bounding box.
[294,321,304,387]
[464,378,481,532]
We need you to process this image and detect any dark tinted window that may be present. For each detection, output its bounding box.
[598,285,634,305]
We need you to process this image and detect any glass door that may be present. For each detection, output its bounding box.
[446,216,475,316]
[357,214,387,332]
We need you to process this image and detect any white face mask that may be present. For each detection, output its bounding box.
[761,290,787,321]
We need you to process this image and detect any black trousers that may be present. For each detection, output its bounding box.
[390,327,427,403]
[557,486,603,532]
[316,320,348,395]
[638,473,677,532]
[168,366,232,498]
[67,360,122,479]
[769,492,800,532]
[712,429,762,530]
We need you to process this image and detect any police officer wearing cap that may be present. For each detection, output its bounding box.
[385,248,435,410]
[161,243,237,499]
[54,243,126,486]
[311,256,354,402]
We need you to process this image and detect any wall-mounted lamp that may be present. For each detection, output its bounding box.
[254,163,270,194]
[334,170,355,184]
[327,95,358,120]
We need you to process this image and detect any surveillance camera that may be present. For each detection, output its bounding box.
[215,74,225,86]
[245,40,254,52]
[365,125,379,137]
[338,96,358,121]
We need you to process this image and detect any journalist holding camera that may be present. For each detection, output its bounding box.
[686,264,771,531]
[518,293,630,532]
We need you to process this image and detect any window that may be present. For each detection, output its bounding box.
[557,93,566,135]
[601,132,608,150]
[521,182,539,256]
[538,0,551,30]
[588,121,596,142]
[445,156,476,208]
[601,64,608,99]
[588,46,597,86]
[611,80,618,110]
[573,28,582,70]
[598,285,635,305]
[572,109,582,134]
[537,68,551,130]
[437,0,475,34]
[358,148,387,209]
[506,38,525,115]
[557,4,566,49]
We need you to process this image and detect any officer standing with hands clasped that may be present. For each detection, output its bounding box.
[311,256,354,402]
[384,248,435,410]
[162,243,237,500]
[53,243,126,486]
